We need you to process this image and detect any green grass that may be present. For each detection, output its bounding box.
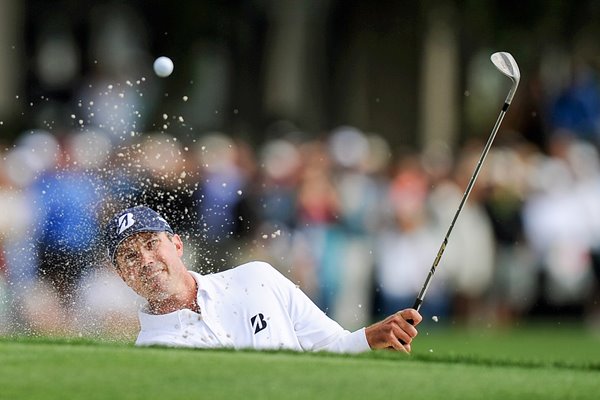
[1,323,599,400]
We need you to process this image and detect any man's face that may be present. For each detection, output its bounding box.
[114,231,185,301]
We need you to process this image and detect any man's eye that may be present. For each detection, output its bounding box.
[124,252,138,262]
[146,238,159,250]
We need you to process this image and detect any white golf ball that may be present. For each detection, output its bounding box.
[153,56,174,77]
[432,315,439,322]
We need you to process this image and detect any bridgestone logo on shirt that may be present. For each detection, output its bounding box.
[250,313,267,334]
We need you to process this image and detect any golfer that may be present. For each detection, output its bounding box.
[105,205,422,353]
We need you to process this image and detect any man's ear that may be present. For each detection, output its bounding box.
[171,234,184,256]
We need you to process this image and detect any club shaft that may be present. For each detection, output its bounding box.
[412,102,510,312]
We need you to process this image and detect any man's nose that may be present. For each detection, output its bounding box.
[139,248,155,265]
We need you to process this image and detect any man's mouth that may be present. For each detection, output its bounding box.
[143,268,166,283]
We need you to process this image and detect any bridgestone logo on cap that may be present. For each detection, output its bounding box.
[117,213,136,234]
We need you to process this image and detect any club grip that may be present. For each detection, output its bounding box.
[412,298,423,311]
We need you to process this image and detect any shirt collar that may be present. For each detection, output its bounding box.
[189,270,213,300]
[139,270,211,316]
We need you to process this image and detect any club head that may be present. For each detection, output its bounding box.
[491,52,520,104]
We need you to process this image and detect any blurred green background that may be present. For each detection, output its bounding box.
[3,1,600,146]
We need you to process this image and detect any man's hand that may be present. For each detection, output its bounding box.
[364,309,422,353]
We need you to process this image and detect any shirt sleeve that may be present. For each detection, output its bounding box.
[265,264,371,354]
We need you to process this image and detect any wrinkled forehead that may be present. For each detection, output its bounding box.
[116,231,162,255]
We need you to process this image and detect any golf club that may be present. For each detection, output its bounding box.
[411,51,521,314]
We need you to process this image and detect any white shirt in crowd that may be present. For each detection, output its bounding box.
[136,261,370,353]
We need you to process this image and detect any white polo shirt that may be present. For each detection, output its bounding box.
[136,261,371,353]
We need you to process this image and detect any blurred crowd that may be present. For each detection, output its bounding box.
[3,1,600,345]
[2,115,600,340]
